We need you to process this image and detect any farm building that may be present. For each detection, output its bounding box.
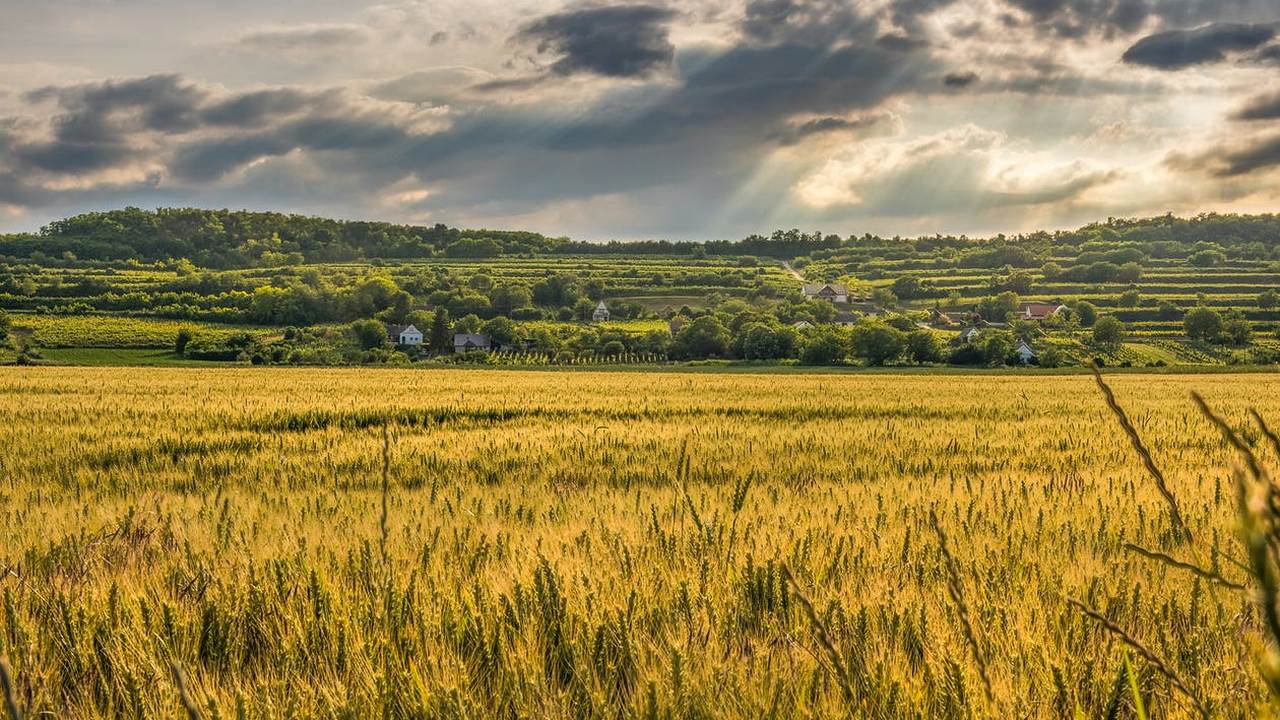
[1017,302,1065,321]
[453,333,491,353]
[593,301,610,322]
[954,326,982,345]
[792,320,813,330]
[802,283,850,303]
[386,324,423,345]
[929,308,958,328]
[832,311,859,327]
[1015,341,1037,364]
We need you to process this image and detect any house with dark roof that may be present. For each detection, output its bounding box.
[453,333,491,353]
[802,283,850,303]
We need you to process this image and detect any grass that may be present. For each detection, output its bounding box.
[10,314,263,349]
[32,348,229,366]
[0,368,1278,716]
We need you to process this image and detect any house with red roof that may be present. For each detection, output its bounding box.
[1016,302,1065,322]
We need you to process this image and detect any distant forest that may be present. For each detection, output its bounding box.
[2,207,1280,269]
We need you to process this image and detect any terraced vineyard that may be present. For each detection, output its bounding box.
[0,256,793,319]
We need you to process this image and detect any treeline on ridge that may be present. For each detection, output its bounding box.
[4,207,1280,269]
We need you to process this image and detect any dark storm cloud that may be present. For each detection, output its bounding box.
[170,115,415,182]
[1122,22,1276,69]
[26,74,208,136]
[1257,44,1280,63]
[1217,134,1280,176]
[1235,92,1280,120]
[513,4,677,78]
[200,88,320,127]
[9,75,205,173]
[1000,0,1279,40]
[944,71,979,87]
[3,75,378,181]
[13,141,137,174]
[769,114,889,145]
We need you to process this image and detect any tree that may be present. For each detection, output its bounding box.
[871,287,898,307]
[850,320,907,366]
[1118,289,1140,307]
[482,316,519,347]
[1115,262,1143,283]
[739,322,798,360]
[1259,289,1279,310]
[574,297,597,321]
[404,310,434,332]
[345,276,412,321]
[0,310,9,341]
[350,319,387,350]
[454,314,482,335]
[429,308,451,352]
[447,292,491,319]
[531,274,580,306]
[800,328,846,365]
[975,330,1015,365]
[1073,301,1098,327]
[1223,311,1252,346]
[892,276,925,299]
[1091,316,1126,348]
[1184,306,1223,343]
[174,328,193,354]
[1189,249,1226,267]
[490,284,533,316]
[1157,301,1181,320]
[906,330,943,364]
[1039,347,1067,368]
[978,291,1019,322]
[672,316,731,359]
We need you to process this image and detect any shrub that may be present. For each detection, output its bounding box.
[1091,316,1126,348]
[906,330,943,364]
[174,328,194,354]
[1184,306,1223,343]
[850,320,907,366]
[799,328,846,365]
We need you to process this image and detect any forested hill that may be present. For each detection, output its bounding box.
[2,207,1279,269]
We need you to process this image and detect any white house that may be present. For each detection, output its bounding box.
[1015,341,1037,364]
[592,301,610,322]
[387,324,423,345]
[453,333,491,353]
[802,283,850,303]
[791,320,813,330]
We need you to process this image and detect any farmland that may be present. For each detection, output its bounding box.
[4,210,1280,369]
[1,367,1279,716]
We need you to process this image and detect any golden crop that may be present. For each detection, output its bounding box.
[0,367,1276,718]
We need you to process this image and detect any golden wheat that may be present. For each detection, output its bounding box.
[0,367,1276,718]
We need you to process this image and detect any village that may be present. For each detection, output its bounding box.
[379,280,1064,366]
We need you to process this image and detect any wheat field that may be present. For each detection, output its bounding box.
[1,367,1278,718]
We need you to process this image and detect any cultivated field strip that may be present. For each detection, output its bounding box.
[0,368,1276,717]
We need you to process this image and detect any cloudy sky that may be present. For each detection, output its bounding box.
[0,0,1278,239]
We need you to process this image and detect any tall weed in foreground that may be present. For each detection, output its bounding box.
[1082,365,1280,717]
